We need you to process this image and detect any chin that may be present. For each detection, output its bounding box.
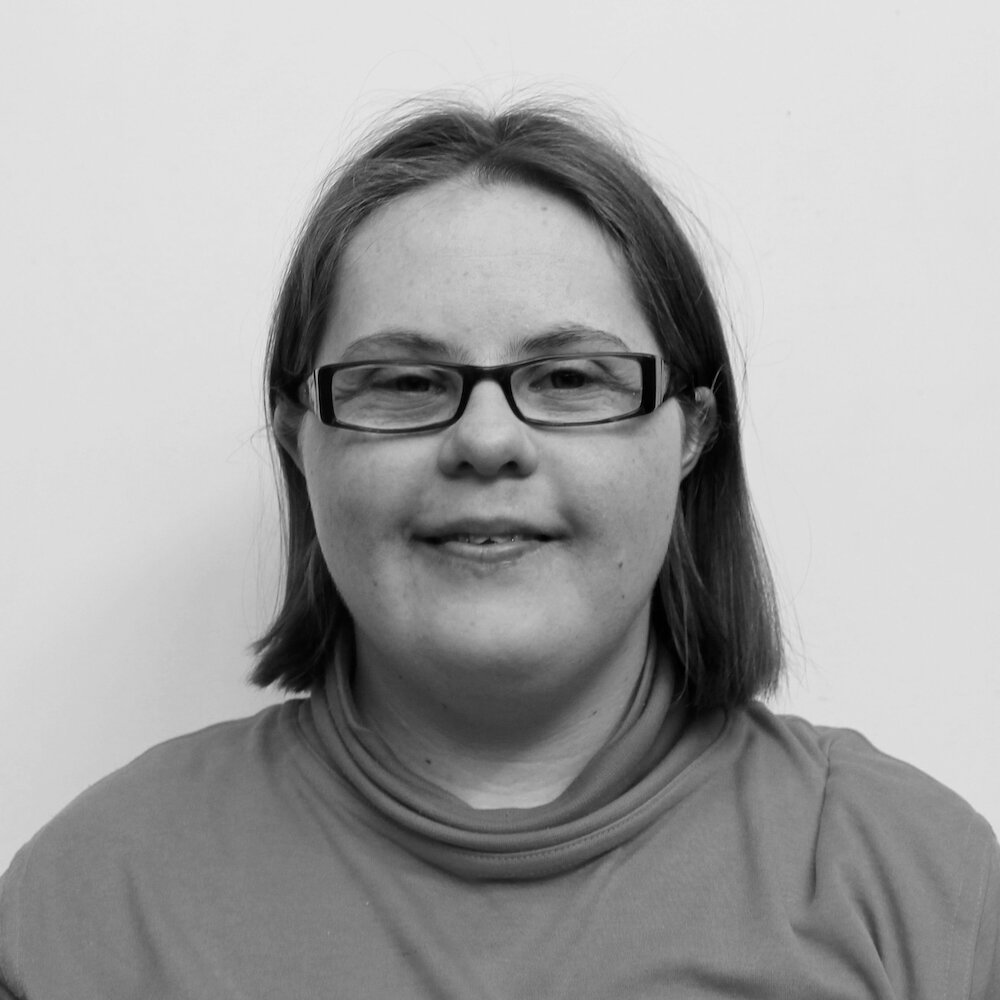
[396,609,557,662]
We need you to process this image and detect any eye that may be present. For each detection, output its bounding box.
[361,365,452,395]
[545,367,592,390]
[526,358,623,394]
[377,372,441,394]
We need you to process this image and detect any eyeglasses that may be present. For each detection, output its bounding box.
[304,353,686,433]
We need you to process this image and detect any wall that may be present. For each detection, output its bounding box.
[2,0,997,867]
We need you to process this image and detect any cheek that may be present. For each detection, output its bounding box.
[303,447,382,573]
[620,442,683,571]
[301,439,425,598]
[572,436,682,592]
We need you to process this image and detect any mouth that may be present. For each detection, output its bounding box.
[424,532,551,546]
[414,521,558,565]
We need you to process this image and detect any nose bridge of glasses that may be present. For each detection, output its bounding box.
[455,362,524,424]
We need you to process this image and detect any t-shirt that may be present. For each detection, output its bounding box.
[1,650,997,998]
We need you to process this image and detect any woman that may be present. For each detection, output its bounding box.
[1,100,996,998]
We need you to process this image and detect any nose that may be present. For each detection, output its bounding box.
[436,379,540,478]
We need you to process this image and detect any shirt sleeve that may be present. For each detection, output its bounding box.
[0,979,22,1000]
[0,848,27,1000]
[970,831,1000,999]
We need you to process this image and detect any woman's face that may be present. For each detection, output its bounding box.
[295,178,702,706]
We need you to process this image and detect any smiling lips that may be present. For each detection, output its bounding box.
[430,533,548,546]
[419,532,551,565]
[416,521,556,550]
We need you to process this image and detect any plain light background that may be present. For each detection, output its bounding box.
[2,1,997,868]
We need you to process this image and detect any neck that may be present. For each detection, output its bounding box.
[352,631,657,810]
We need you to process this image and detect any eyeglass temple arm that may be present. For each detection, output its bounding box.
[656,358,670,403]
[659,359,694,402]
[300,372,318,413]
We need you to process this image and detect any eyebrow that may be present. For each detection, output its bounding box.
[337,325,634,363]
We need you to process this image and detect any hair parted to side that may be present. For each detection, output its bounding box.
[251,95,784,710]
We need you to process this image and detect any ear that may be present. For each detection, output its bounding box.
[679,386,718,479]
[273,397,306,475]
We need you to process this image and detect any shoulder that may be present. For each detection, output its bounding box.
[1,705,279,872]
[731,703,997,861]
[738,703,994,845]
[0,701,317,994]
[6,701,322,869]
[34,703,304,840]
[710,703,997,877]
[729,704,1000,995]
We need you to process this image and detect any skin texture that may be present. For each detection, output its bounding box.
[288,177,714,807]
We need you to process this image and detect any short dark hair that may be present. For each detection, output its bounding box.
[251,97,783,710]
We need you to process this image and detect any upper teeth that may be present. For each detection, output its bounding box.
[459,534,517,544]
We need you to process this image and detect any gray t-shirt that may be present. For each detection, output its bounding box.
[2,661,997,998]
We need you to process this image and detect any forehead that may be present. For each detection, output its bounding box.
[319,178,658,364]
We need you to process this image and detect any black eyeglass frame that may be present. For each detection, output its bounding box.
[304,352,689,433]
